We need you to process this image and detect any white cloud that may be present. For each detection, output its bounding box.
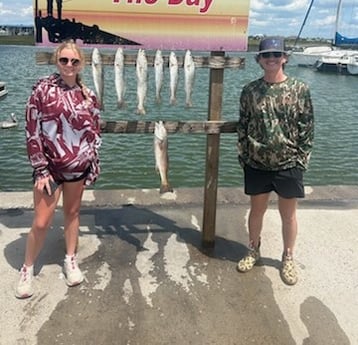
[21,6,33,17]
[0,1,33,25]
[0,2,12,15]
[251,0,309,12]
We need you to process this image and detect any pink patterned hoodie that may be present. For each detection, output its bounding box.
[25,73,101,186]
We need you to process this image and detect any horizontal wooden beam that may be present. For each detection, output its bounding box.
[36,51,245,69]
[99,120,238,134]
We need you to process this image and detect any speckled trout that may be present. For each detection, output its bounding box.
[169,51,179,105]
[91,48,104,110]
[114,47,126,109]
[154,49,164,104]
[154,121,173,194]
[184,49,195,107]
[136,49,148,115]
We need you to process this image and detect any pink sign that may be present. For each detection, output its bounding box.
[34,0,250,51]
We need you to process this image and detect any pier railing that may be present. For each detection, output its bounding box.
[99,120,238,134]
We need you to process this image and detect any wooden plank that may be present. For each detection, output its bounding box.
[99,120,238,134]
[202,51,225,248]
[36,51,245,69]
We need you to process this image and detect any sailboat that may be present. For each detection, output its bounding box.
[291,0,358,75]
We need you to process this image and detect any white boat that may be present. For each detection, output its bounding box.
[347,55,358,75]
[291,46,334,67]
[315,50,358,74]
[0,81,8,100]
[291,0,358,75]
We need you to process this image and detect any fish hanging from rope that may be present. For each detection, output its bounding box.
[169,51,179,106]
[184,50,195,108]
[114,47,126,109]
[154,49,164,104]
[136,49,148,115]
[91,48,104,110]
[154,121,173,194]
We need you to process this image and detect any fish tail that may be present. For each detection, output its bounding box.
[118,100,126,109]
[156,95,162,104]
[160,183,173,194]
[136,108,146,115]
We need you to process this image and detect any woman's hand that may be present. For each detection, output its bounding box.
[35,176,56,196]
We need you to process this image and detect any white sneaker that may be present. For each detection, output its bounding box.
[15,265,34,299]
[63,255,84,287]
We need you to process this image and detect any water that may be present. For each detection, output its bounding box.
[0,45,357,192]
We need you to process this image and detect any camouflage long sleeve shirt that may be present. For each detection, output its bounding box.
[237,77,314,171]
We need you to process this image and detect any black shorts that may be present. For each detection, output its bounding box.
[32,166,90,185]
[244,165,305,198]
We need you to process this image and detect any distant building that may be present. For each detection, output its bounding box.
[0,25,34,36]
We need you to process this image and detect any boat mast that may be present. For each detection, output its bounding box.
[334,0,343,46]
[294,0,315,47]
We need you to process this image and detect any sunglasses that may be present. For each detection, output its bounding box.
[260,52,284,59]
[58,57,81,67]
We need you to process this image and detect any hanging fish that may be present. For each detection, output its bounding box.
[114,47,126,109]
[154,49,164,104]
[169,51,179,105]
[136,49,148,115]
[184,50,195,108]
[91,48,104,110]
[154,121,173,194]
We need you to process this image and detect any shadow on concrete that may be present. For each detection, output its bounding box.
[79,205,250,263]
[301,296,351,345]
[2,204,286,277]
[4,205,349,344]
[3,205,250,273]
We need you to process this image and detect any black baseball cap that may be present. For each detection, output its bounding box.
[258,37,286,54]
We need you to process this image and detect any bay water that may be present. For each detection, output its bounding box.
[0,45,357,192]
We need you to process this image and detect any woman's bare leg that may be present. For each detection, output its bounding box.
[62,180,85,256]
[24,186,62,266]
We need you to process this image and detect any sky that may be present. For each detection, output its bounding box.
[0,0,357,39]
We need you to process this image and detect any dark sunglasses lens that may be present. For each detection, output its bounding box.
[59,57,80,66]
[71,59,80,66]
[59,57,69,65]
[261,52,283,58]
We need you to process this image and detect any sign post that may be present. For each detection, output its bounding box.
[202,50,225,247]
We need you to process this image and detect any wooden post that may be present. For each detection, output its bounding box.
[202,51,225,248]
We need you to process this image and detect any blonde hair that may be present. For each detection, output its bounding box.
[54,40,91,104]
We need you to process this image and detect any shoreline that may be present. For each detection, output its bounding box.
[1,185,357,209]
[0,35,331,50]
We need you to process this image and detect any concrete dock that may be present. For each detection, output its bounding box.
[1,186,357,345]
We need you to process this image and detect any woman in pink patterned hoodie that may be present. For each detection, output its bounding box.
[16,40,101,298]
